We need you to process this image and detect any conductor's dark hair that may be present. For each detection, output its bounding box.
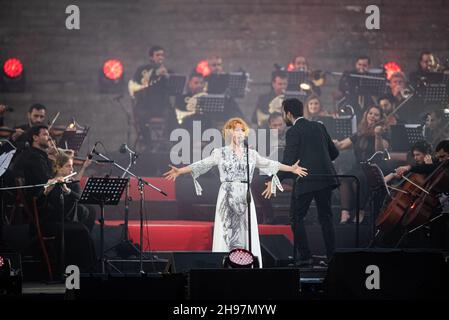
[411,140,432,155]
[282,98,303,118]
[149,45,164,57]
[27,124,49,145]
[28,103,46,113]
[436,139,449,154]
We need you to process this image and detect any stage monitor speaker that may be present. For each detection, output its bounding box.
[165,252,228,273]
[324,249,449,299]
[68,273,185,300]
[189,268,300,300]
[260,234,294,267]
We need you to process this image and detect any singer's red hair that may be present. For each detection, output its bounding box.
[222,117,249,140]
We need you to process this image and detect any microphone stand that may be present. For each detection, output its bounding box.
[92,150,167,274]
[244,141,252,255]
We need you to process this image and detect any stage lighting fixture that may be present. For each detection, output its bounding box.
[384,61,402,80]
[99,59,124,93]
[195,60,211,77]
[223,248,259,269]
[1,57,26,92]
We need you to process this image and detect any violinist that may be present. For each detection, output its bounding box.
[10,103,47,150]
[333,105,390,224]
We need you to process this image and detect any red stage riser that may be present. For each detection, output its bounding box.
[105,220,293,251]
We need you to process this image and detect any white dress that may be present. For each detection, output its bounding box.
[189,146,283,266]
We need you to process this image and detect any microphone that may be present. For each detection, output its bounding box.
[88,142,99,159]
[119,143,137,156]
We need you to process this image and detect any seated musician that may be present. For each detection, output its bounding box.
[203,55,244,122]
[409,51,435,88]
[303,94,329,121]
[333,105,389,224]
[128,45,171,149]
[395,139,449,177]
[338,55,376,121]
[252,70,288,128]
[424,109,449,147]
[174,72,209,130]
[43,151,96,270]
[10,103,47,150]
[378,95,403,125]
[287,55,321,96]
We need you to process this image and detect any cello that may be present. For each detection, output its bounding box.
[401,159,449,228]
[375,172,430,232]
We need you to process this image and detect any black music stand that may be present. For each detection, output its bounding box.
[207,72,249,98]
[316,116,357,140]
[79,177,128,274]
[286,71,308,91]
[167,74,187,96]
[418,83,449,106]
[390,124,425,152]
[196,94,226,115]
[360,162,390,244]
[358,75,388,96]
[58,127,89,153]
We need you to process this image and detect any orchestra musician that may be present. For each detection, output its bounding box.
[252,70,288,128]
[338,55,377,121]
[174,72,209,130]
[333,105,390,224]
[424,109,449,147]
[303,94,329,121]
[10,103,47,150]
[128,45,171,149]
[409,51,438,87]
[288,55,321,96]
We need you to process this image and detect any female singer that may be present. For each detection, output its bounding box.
[163,117,308,266]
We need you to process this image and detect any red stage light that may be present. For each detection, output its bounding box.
[103,59,123,80]
[196,60,211,77]
[384,61,401,80]
[3,58,23,78]
[287,63,295,71]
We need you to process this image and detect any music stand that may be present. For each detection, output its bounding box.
[79,177,128,274]
[358,75,388,96]
[390,124,425,152]
[58,127,89,153]
[418,83,449,106]
[316,116,357,140]
[167,74,187,96]
[284,90,308,104]
[360,162,390,243]
[206,73,249,98]
[196,94,226,115]
[286,71,308,91]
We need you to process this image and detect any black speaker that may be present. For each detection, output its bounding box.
[165,252,228,273]
[69,273,185,300]
[260,234,294,267]
[188,268,300,300]
[324,249,449,299]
